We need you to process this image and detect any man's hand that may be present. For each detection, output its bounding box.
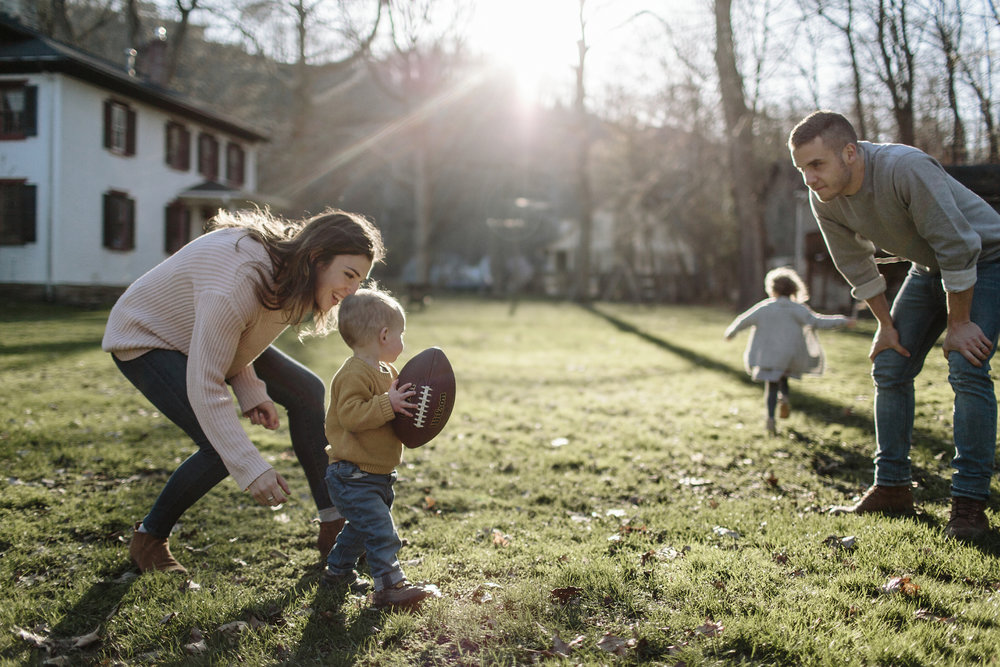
[869,323,911,362]
[245,401,279,430]
[943,320,992,368]
[247,468,290,506]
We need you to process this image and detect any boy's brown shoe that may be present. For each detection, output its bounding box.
[372,580,441,610]
[317,518,346,560]
[828,485,915,516]
[944,497,989,541]
[129,523,187,574]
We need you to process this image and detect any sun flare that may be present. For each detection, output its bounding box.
[472,1,581,102]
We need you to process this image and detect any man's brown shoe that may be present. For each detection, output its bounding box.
[129,523,187,574]
[944,497,989,541]
[317,518,346,560]
[828,485,915,516]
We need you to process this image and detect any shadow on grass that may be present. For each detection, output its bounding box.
[582,305,955,497]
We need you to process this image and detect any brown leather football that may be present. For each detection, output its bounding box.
[392,347,455,448]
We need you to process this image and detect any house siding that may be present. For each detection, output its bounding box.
[0,70,261,300]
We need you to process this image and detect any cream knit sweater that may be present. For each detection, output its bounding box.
[102,228,291,490]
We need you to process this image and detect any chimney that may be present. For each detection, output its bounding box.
[136,27,169,86]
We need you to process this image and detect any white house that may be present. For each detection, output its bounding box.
[0,15,271,302]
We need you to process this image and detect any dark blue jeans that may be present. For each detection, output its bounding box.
[871,262,1000,500]
[114,346,333,538]
[324,461,405,591]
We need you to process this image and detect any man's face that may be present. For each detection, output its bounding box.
[791,136,856,202]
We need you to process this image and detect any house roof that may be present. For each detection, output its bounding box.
[0,14,268,142]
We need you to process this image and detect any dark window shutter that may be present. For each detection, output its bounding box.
[164,121,170,165]
[103,100,112,149]
[125,108,136,156]
[102,192,112,246]
[22,183,35,243]
[23,86,37,137]
[181,126,190,170]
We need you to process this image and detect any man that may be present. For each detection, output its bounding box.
[788,110,1000,540]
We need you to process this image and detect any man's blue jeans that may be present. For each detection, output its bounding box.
[872,261,1000,500]
[324,461,405,591]
[114,346,334,538]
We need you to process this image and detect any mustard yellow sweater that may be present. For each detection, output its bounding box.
[102,228,288,490]
[325,357,402,475]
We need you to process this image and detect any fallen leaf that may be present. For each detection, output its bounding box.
[883,576,920,597]
[693,619,725,637]
[67,628,101,649]
[597,633,630,656]
[712,526,740,539]
[914,608,955,623]
[549,586,583,604]
[491,529,510,547]
[13,626,48,648]
[160,612,177,625]
[272,512,290,523]
[184,640,208,655]
[823,535,856,550]
[424,496,436,510]
[218,621,248,635]
[551,437,570,447]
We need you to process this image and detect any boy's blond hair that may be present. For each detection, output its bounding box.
[337,287,405,349]
[765,267,809,303]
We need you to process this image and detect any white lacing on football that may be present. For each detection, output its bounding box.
[413,385,432,428]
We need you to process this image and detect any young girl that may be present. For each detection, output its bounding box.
[103,207,385,573]
[724,267,855,434]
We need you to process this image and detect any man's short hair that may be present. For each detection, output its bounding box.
[337,287,405,348]
[788,110,858,152]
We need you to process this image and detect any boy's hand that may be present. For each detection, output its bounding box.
[245,401,279,430]
[389,379,417,416]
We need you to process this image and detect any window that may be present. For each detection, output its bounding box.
[103,190,135,251]
[165,121,190,171]
[103,99,136,155]
[226,142,245,187]
[0,82,37,139]
[197,132,219,180]
[0,180,36,245]
[164,201,191,254]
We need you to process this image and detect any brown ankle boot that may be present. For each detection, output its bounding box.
[829,485,915,516]
[129,523,188,574]
[317,518,346,560]
[944,497,989,541]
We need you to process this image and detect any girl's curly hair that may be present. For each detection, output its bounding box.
[208,207,386,337]
[765,266,809,303]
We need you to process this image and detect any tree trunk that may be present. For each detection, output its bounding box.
[714,0,765,309]
[573,1,594,302]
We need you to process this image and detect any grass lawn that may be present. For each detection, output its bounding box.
[1,297,998,666]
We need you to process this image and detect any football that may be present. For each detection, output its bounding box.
[392,347,456,448]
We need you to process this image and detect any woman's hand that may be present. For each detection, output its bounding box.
[245,401,279,430]
[389,379,417,416]
[247,468,290,506]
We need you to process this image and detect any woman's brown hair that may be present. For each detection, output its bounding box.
[209,207,386,337]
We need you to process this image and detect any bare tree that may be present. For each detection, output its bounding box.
[714,0,765,308]
[932,0,967,162]
[572,0,595,302]
[874,0,919,144]
[802,0,868,137]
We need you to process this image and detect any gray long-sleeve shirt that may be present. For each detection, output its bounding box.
[810,142,1000,301]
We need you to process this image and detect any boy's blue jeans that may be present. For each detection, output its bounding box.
[114,345,334,538]
[324,461,405,591]
[871,261,1000,500]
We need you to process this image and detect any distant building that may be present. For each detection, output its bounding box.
[0,15,272,303]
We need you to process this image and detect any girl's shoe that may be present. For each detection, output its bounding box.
[129,523,187,574]
[778,397,791,419]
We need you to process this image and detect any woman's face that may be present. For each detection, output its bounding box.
[313,254,372,314]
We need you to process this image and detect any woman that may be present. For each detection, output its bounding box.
[102,208,385,573]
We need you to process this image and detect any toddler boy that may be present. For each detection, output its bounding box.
[321,287,439,609]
